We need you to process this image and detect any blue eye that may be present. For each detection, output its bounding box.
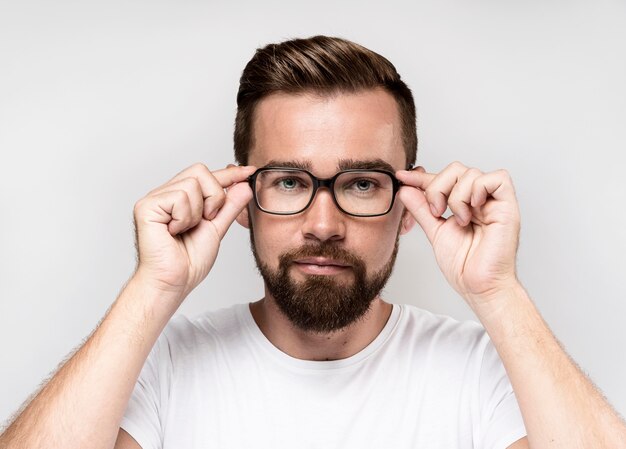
[279,178,298,189]
[347,179,378,192]
[354,180,373,191]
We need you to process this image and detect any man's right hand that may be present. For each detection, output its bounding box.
[0,163,255,449]
[132,163,256,302]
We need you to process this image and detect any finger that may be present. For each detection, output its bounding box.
[210,181,254,240]
[448,168,482,226]
[148,163,214,197]
[420,161,471,217]
[198,166,256,220]
[396,167,436,191]
[136,189,194,236]
[212,165,257,188]
[149,177,205,228]
[160,162,256,196]
[397,185,444,244]
[470,169,516,208]
[168,164,256,219]
[149,175,222,223]
[162,162,212,189]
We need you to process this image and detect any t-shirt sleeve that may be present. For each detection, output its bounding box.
[478,338,527,449]
[120,329,173,449]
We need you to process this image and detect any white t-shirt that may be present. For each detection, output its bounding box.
[121,302,527,449]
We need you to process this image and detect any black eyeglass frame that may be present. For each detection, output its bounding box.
[247,167,403,217]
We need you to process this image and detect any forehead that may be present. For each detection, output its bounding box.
[248,89,405,175]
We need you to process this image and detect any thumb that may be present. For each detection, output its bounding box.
[398,185,444,245]
[210,182,253,239]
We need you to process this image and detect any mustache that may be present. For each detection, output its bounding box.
[278,243,365,269]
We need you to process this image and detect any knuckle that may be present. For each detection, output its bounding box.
[211,188,227,203]
[494,169,513,186]
[203,189,226,214]
[425,191,446,210]
[191,162,210,172]
[188,163,212,181]
[133,198,147,217]
[171,190,192,212]
[170,190,189,210]
[448,161,465,171]
[181,176,202,192]
[495,168,509,178]
[426,187,445,199]
[172,188,187,200]
[466,167,481,177]
[424,188,436,201]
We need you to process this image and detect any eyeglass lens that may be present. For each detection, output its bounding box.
[254,169,394,215]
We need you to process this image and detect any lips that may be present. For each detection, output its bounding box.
[293,257,351,267]
[291,257,352,275]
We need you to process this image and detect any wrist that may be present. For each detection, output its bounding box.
[121,271,188,316]
[131,268,188,300]
[465,279,529,322]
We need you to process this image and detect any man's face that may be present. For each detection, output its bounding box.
[241,88,409,333]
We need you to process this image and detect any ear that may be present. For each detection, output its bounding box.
[235,204,251,229]
[400,207,416,235]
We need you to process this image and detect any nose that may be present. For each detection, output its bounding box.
[300,188,346,243]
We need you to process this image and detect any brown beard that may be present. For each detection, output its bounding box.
[249,226,400,334]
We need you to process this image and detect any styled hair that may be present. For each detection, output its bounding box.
[234,35,417,167]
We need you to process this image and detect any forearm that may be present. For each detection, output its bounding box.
[472,283,626,449]
[0,275,182,449]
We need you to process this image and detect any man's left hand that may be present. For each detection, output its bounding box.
[396,162,521,311]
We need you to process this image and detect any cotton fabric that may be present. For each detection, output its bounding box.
[121,302,526,449]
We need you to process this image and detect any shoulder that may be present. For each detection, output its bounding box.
[392,303,491,360]
[398,303,486,340]
[159,302,246,354]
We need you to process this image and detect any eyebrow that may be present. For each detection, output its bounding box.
[263,159,313,170]
[338,158,396,172]
[262,158,396,173]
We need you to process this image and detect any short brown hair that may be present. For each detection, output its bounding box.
[234,35,417,167]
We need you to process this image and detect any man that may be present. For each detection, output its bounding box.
[1,36,624,449]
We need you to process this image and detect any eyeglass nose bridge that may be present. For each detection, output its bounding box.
[306,175,342,211]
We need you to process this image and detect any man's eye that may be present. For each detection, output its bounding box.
[348,179,378,192]
[355,180,373,191]
[280,178,297,189]
[275,177,305,190]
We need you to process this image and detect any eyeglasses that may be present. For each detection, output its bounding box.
[247,167,401,217]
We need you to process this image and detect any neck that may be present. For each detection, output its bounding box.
[249,293,393,361]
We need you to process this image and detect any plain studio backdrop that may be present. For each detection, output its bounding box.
[1,0,625,426]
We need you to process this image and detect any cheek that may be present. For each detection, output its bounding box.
[378,203,404,243]
[353,212,402,269]
[251,213,301,268]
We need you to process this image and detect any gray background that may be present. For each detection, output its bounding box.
[1,0,625,426]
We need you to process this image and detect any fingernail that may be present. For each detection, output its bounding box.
[430,203,438,216]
